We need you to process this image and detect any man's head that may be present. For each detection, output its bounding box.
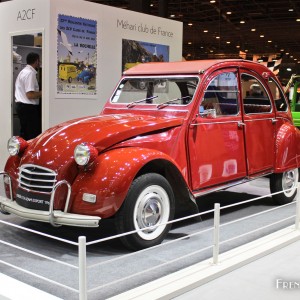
[26,52,40,69]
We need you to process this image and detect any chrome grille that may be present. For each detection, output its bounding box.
[18,164,57,193]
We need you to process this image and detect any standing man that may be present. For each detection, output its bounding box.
[15,52,42,140]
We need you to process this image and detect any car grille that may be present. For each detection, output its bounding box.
[18,164,58,194]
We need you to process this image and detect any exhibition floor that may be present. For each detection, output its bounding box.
[1,238,300,300]
[0,178,299,299]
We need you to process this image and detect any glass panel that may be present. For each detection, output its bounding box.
[241,74,272,114]
[267,78,288,111]
[200,72,239,117]
[111,77,199,106]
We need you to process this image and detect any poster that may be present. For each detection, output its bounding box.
[57,14,97,96]
[122,39,169,72]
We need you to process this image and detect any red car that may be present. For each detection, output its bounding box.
[1,59,300,250]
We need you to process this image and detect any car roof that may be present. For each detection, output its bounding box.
[123,59,268,75]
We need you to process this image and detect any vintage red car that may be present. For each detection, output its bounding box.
[1,59,300,250]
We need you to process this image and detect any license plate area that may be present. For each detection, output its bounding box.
[16,188,51,211]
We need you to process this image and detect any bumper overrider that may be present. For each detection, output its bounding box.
[0,172,100,227]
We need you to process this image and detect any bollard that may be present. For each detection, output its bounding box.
[79,236,87,300]
[213,203,220,264]
[296,183,300,230]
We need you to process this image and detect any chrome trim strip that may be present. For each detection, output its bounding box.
[193,173,272,198]
[191,120,240,126]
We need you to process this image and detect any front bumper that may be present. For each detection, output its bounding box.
[0,172,100,227]
[0,196,100,227]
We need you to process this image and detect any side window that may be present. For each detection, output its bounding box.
[200,72,239,117]
[241,74,272,114]
[267,78,288,112]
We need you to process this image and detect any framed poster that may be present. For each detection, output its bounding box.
[57,14,97,96]
[122,39,169,72]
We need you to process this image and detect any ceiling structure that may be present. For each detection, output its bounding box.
[87,0,300,83]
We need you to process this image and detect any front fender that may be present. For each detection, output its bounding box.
[275,123,300,172]
[70,147,180,218]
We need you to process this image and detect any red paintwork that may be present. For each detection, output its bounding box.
[4,59,300,220]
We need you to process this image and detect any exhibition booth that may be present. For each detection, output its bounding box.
[0,0,182,168]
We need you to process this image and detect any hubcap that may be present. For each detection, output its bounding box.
[282,169,298,197]
[134,185,170,240]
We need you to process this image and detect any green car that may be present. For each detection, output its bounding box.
[285,75,300,127]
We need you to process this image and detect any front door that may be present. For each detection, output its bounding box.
[188,69,247,191]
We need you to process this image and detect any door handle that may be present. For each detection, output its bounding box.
[272,118,278,124]
[238,121,246,128]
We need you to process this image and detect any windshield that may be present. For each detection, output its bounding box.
[111,77,199,107]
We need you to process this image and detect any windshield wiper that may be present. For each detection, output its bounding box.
[157,96,190,109]
[127,96,158,108]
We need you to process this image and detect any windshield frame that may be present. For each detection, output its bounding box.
[109,75,200,108]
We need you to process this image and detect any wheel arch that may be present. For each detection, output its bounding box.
[135,159,199,217]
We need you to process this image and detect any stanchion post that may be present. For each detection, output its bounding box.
[213,203,220,265]
[296,183,300,230]
[79,236,87,300]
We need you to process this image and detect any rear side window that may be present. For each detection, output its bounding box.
[200,72,239,117]
[267,78,288,112]
[241,74,272,114]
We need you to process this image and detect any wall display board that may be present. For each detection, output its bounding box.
[0,0,182,169]
[57,14,97,96]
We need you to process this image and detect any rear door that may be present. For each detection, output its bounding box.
[240,72,276,175]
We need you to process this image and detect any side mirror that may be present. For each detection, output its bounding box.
[199,107,217,118]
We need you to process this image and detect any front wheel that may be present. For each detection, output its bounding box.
[270,168,299,205]
[115,173,175,250]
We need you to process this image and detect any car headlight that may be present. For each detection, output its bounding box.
[7,136,28,156]
[74,143,98,166]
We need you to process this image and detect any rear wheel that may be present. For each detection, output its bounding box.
[115,173,175,250]
[270,168,298,205]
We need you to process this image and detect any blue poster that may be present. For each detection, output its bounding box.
[57,14,97,96]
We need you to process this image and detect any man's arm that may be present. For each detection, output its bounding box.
[26,90,42,99]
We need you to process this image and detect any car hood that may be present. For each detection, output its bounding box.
[20,114,183,169]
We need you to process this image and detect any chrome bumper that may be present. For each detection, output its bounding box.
[0,172,100,227]
[0,196,100,227]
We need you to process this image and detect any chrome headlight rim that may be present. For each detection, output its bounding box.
[7,136,27,156]
[74,143,98,166]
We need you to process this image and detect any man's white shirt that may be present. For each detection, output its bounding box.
[15,65,40,105]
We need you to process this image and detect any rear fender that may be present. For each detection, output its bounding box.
[275,123,300,172]
[70,147,179,218]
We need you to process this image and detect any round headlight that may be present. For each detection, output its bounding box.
[74,143,98,166]
[7,136,28,156]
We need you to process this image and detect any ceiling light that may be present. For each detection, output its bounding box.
[226,41,231,44]
[210,50,214,52]
[290,55,294,58]
[289,8,294,12]
[297,19,300,22]
[294,58,298,61]
[240,20,245,24]
[286,52,289,55]
[236,45,240,48]
[210,0,216,3]
[268,40,272,43]
[226,11,232,15]
[170,14,175,18]
[251,28,256,31]
[203,30,208,33]
[188,42,192,45]
[245,50,248,52]
[216,36,220,39]
[260,35,264,38]
[287,68,292,71]
[188,23,193,26]
[280,49,284,51]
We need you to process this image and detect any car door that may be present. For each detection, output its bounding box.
[240,72,276,175]
[188,69,247,191]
